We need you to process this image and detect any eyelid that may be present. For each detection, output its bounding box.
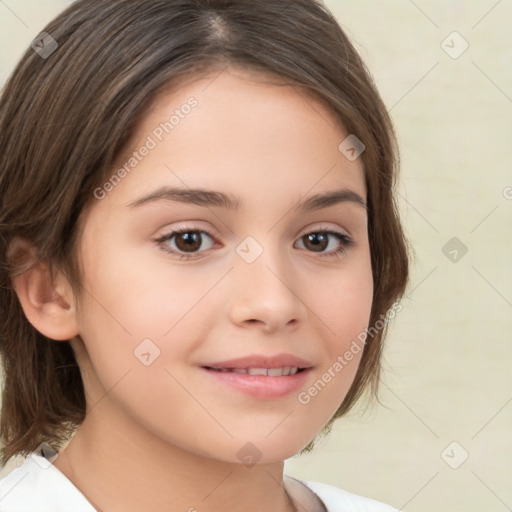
[297,221,352,241]
[155,221,219,239]
[154,224,219,252]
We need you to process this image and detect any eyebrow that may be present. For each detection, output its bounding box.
[127,186,367,212]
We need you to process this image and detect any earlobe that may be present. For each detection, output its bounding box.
[8,237,79,341]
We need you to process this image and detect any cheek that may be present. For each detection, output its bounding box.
[297,254,373,409]
[78,234,218,340]
[73,258,211,446]
[311,254,374,345]
[74,241,224,402]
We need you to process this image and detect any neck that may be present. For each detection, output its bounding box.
[54,404,296,512]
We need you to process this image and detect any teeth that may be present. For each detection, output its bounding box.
[209,366,302,376]
[248,368,268,376]
[217,367,300,376]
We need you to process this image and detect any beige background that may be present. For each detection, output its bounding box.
[1,1,511,511]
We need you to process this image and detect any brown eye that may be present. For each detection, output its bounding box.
[296,230,353,257]
[302,232,330,252]
[157,229,216,257]
[174,232,203,252]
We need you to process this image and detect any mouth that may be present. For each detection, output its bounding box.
[199,354,313,399]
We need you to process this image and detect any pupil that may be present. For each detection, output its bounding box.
[305,233,327,252]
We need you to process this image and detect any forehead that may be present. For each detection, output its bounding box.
[91,67,366,217]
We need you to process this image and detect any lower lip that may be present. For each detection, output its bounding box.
[201,367,311,399]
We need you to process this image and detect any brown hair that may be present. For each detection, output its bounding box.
[0,0,409,465]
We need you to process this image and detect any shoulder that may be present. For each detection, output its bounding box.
[297,478,399,512]
[0,453,95,512]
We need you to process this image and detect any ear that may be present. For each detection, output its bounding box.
[7,237,79,341]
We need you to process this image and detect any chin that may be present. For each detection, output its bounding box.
[189,434,315,467]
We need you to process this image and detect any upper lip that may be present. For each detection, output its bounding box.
[201,353,314,370]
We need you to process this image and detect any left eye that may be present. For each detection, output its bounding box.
[157,229,215,256]
[295,230,352,256]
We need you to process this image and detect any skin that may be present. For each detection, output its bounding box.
[13,67,373,511]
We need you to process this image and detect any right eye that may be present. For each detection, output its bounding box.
[155,228,218,259]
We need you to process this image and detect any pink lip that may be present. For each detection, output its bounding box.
[200,353,314,400]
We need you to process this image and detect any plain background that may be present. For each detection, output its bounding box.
[0,1,511,511]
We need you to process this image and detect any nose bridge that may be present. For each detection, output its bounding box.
[228,233,305,328]
[235,234,288,288]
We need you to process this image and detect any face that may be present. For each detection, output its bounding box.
[72,67,373,464]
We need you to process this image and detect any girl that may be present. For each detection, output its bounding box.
[0,1,409,510]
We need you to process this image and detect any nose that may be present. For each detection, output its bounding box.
[227,241,307,333]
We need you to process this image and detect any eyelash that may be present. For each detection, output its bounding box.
[155,226,354,261]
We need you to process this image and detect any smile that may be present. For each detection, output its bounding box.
[200,354,313,399]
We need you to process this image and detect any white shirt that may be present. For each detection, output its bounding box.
[0,453,398,511]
